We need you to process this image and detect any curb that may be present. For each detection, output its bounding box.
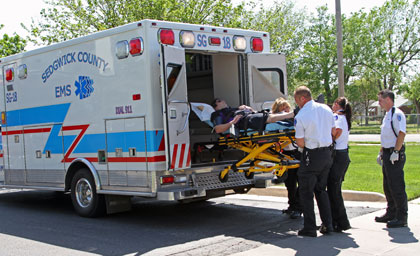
[248,186,386,202]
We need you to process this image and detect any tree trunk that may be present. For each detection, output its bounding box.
[365,102,369,125]
[415,99,420,126]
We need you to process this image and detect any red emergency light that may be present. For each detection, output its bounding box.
[251,37,264,52]
[132,94,141,101]
[129,38,144,56]
[209,37,221,46]
[159,29,175,45]
[160,175,175,185]
[5,68,14,82]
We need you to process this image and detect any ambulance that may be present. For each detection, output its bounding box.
[0,20,287,217]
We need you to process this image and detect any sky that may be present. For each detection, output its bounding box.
[0,0,388,49]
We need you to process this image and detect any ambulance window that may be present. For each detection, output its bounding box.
[166,64,181,94]
[257,68,285,94]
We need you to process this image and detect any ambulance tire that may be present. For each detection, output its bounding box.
[71,168,106,217]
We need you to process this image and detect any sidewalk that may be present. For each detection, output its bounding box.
[349,134,420,143]
[249,186,386,202]
[230,198,420,256]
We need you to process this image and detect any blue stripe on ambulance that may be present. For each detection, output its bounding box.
[5,103,164,154]
[45,129,164,154]
[73,131,164,153]
[5,103,71,127]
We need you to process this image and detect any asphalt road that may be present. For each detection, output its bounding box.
[0,189,379,256]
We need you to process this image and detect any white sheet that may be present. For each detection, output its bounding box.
[190,102,215,121]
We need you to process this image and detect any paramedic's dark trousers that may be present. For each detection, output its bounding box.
[298,148,333,231]
[284,150,302,211]
[327,150,350,228]
[382,148,408,220]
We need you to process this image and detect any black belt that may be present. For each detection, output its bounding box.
[305,146,332,152]
[334,149,348,153]
[383,145,405,153]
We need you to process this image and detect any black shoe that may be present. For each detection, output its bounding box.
[319,224,333,234]
[282,208,293,215]
[298,229,317,237]
[375,213,395,223]
[334,224,351,232]
[290,210,302,219]
[387,218,408,228]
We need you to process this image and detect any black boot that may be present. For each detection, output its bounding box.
[387,217,408,228]
[375,213,395,223]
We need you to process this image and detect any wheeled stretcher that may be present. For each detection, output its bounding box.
[189,102,300,182]
[216,129,300,182]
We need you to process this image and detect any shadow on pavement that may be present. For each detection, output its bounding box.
[0,190,376,256]
[385,227,419,244]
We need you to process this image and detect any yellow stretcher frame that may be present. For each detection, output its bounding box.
[217,130,300,182]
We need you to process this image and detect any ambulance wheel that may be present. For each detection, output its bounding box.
[218,171,229,183]
[71,168,106,217]
[245,171,254,179]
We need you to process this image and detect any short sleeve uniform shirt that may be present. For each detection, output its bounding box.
[295,100,335,149]
[334,114,349,150]
[380,107,406,148]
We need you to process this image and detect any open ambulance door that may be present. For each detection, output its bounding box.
[247,53,288,111]
[159,45,191,171]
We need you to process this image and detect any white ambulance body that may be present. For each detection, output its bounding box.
[0,20,287,216]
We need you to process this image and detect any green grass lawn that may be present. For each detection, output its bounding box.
[351,124,420,134]
[343,144,420,200]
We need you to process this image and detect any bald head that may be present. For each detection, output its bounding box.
[294,86,312,108]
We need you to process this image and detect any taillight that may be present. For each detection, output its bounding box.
[160,175,175,185]
[251,37,264,52]
[208,37,221,46]
[5,68,14,82]
[129,38,144,56]
[159,29,175,45]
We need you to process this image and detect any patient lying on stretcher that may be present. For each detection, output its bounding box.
[210,98,294,134]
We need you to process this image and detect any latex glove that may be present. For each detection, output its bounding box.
[390,151,399,164]
[376,152,382,166]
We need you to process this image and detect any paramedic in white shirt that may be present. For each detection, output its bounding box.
[328,97,352,232]
[293,86,336,237]
[375,89,408,228]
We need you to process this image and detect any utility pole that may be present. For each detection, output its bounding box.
[335,0,345,97]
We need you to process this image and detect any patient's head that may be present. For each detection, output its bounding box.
[211,98,228,110]
[271,97,291,113]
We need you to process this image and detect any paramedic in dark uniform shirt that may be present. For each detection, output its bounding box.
[375,89,408,228]
[293,86,336,237]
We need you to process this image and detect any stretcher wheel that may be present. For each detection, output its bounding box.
[244,171,254,179]
[218,171,229,183]
[234,187,251,194]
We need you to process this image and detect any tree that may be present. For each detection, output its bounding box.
[0,24,26,57]
[243,0,307,95]
[24,0,254,46]
[295,6,337,103]
[347,72,380,125]
[364,0,420,90]
[398,74,420,125]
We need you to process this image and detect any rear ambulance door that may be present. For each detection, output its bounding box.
[247,53,287,111]
[159,45,191,171]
